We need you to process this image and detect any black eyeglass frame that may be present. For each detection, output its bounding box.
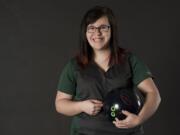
[86,25,111,33]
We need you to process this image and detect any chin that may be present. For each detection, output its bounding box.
[89,42,109,50]
[93,46,109,51]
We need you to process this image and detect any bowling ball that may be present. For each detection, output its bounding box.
[103,88,143,121]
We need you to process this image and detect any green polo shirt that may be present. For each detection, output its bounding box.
[57,52,153,135]
[57,53,153,93]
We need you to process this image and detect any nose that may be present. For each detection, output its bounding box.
[94,28,102,35]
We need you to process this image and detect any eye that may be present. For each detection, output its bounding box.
[100,25,108,29]
[100,25,110,32]
[87,26,95,30]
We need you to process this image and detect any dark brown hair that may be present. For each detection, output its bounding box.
[76,6,126,68]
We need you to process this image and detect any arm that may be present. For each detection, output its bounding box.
[55,91,82,116]
[55,91,103,116]
[136,77,161,124]
[113,77,161,128]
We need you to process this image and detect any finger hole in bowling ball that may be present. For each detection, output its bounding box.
[103,88,142,122]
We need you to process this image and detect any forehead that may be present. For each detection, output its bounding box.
[87,16,110,27]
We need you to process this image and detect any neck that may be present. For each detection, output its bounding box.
[93,47,111,63]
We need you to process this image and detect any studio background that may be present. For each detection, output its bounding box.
[0,0,179,135]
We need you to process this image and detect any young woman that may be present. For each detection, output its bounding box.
[55,6,161,135]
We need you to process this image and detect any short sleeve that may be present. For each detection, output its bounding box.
[57,59,76,95]
[129,53,154,86]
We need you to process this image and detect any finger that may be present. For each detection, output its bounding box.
[115,117,119,122]
[113,121,128,128]
[94,106,101,110]
[93,108,101,113]
[95,107,102,113]
[117,121,127,126]
[92,110,100,115]
[94,103,103,108]
[93,104,103,111]
[91,109,98,115]
[116,125,129,129]
[115,118,128,125]
[97,108,102,113]
[91,99,103,104]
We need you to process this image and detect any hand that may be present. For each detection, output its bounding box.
[113,110,142,129]
[81,99,103,116]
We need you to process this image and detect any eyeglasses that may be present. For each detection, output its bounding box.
[87,25,111,33]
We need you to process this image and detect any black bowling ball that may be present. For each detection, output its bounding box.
[103,88,143,121]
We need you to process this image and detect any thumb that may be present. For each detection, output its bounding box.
[122,110,132,116]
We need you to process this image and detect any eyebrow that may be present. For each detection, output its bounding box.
[87,24,110,27]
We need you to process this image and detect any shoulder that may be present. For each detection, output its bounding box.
[125,51,136,59]
[125,52,153,85]
[66,57,76,66]
[125,51,140,64]
[64,57,78,70]
[119,50,137,64]
[59,57,78,79]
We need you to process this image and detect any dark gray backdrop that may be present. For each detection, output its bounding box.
[0,0,179,135]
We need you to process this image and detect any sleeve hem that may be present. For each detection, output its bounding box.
[135,74,154,86]
[57,88,74,95]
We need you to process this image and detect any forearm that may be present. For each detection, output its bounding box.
[138,90,161,124]
[55,99,83,116]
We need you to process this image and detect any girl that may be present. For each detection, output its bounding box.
[55,6,161,135]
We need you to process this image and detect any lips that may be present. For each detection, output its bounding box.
[92,37,104,42]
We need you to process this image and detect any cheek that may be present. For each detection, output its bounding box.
[86,33,89,40]
[106,33,111,41]
[86,33,92,42]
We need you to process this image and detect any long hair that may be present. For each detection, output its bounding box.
[76,6,126,68]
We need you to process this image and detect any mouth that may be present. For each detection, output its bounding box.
[92,37,104,42]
